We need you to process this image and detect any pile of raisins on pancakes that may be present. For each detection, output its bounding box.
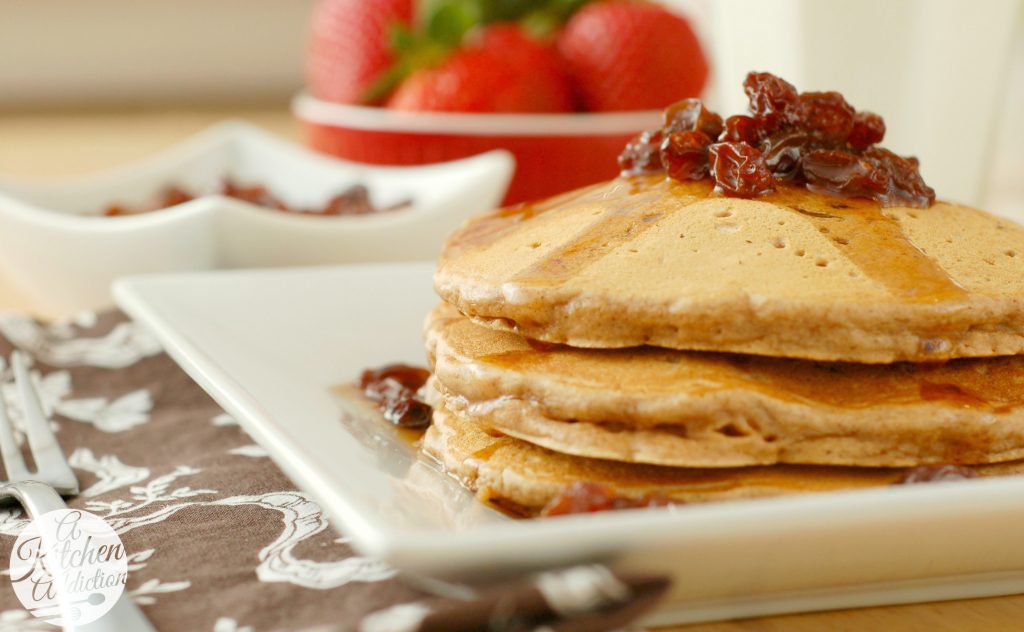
[619,72,934,208]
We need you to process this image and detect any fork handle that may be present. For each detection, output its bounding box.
[0,482,157,632]
[0,480,66,516]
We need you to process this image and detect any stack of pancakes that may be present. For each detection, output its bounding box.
[422,176,1024,517]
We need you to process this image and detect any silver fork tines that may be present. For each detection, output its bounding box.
[0,352,78,495]
[0,353,156,631]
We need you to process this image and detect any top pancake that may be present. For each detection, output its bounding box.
[435,176,1024,363]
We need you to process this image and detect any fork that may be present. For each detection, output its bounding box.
[0,352,155,631]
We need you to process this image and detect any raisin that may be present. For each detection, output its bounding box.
[359,364,433,429]
[322,184,374,215]
[619,129,665,176]
[801,148,936,208]
[760,129,810,180]
[802,149,889,199]
[848,111,885,150]
[618,71,934,208]
[720,114,760,145]
[103,179,408,216]
[744,71,799,133]
[798,91,855,143]
[661,130,713,180]
[709,142,775,197]
[864,147,935,208]
[663,98,724,139]
[222,178,285,210]
[161,186,195,208]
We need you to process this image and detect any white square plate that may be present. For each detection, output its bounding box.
[114,264,1024,626]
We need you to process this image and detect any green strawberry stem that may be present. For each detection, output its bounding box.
[362,0,598,104]
[362,24,450,103]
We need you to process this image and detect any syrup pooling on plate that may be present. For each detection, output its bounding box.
[359,364,432,428]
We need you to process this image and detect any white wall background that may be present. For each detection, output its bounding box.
[0,0,315,107]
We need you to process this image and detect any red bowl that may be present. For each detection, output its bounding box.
[293,94,660,205]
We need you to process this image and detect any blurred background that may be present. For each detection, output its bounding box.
[1,0,1020,213]
[0,0,1019,224]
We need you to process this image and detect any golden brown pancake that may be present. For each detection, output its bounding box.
[434,176,1024,363]
[426,303,1024,467]
[423,404,1024,516]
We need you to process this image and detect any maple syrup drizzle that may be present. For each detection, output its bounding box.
[470,442,502,462]
[918,381,992,409]
[476,337,1024,413]
[458,175,966,310]
[767,187,967,304]
[509,180,698,286]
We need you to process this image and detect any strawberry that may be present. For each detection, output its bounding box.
[557,1,709,112]
[306,0,414,104]
[387,24,575,113]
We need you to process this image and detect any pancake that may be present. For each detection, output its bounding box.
[423,404,1024,516]
[426,303,1024,467]
[434,176,1024,363]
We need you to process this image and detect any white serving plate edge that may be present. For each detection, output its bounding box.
[113,264,1024,624]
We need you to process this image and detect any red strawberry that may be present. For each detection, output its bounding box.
[557,1,709,112]
[306,0,413,104]
[387,25,575,113]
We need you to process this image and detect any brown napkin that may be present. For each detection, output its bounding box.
[0,311,668,631]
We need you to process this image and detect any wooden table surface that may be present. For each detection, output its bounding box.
[1,106,1021,631]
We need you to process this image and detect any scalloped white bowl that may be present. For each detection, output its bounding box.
[0,122,514,316]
